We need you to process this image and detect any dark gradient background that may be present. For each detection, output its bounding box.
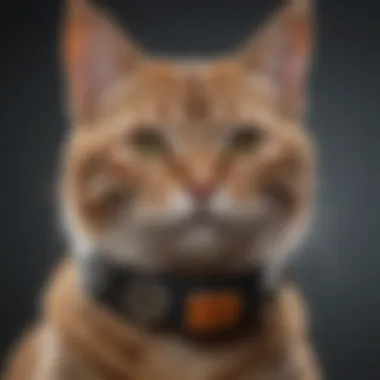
[0,0,379,379]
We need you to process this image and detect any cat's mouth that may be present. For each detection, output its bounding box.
[175,211,225,251]
[148,206,258,262]
[180,208,226,230]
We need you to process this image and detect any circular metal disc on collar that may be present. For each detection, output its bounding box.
[124,278,170,327]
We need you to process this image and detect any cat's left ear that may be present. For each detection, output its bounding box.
[62,0,142,125]
[240,0,315,116]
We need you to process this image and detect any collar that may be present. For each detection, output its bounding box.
[79,254,275,342]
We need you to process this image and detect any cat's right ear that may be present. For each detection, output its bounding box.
[61,0,142,125]
[238,0,315,117]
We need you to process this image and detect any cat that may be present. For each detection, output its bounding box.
[2,0,321,379]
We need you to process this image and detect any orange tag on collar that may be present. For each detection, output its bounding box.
[184,291,244,333]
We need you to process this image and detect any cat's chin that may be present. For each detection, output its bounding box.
[147,221,262,273]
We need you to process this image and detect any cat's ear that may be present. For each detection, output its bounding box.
[239,0,315,116]
[62,0,142,124]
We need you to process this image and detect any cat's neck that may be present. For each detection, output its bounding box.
[44,258,301,380]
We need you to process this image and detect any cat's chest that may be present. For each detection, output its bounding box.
[139,338,280,380]
[145,343,230,380]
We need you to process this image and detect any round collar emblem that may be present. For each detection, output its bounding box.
[124,279,170,326]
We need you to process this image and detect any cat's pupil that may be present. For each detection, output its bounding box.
[130,128,167,154]
[229,126,262,152]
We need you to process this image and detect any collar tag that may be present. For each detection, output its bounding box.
[184,290,244,334]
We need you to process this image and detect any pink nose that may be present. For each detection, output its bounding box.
[188,182,216,202]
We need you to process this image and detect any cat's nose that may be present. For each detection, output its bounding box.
[188,181,216,202]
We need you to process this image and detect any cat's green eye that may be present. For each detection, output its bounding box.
[228,126,263,153]
[129,128,168,155]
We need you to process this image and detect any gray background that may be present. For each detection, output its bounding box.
[0,0,379,379]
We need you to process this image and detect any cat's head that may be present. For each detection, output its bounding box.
[61,0,316,272]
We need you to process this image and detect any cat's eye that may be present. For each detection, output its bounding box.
[128,128,168,155]
[227,125,264,153]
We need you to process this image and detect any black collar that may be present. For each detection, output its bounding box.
[79,254,275,342]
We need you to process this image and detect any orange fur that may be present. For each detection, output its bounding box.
[3,261,320,380]
[2,0,321,379]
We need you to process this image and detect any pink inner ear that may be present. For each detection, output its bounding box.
[81,29,110,118]
[282,18,311,94]
[70,23,124,121]
[284,54,307,90]
[76,28,96,120]
[258,11,312,110]
[64,14,101,121]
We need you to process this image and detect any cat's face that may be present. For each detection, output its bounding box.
[61,0,315,271]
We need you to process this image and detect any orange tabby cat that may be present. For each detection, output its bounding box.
[2,0,321,379]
